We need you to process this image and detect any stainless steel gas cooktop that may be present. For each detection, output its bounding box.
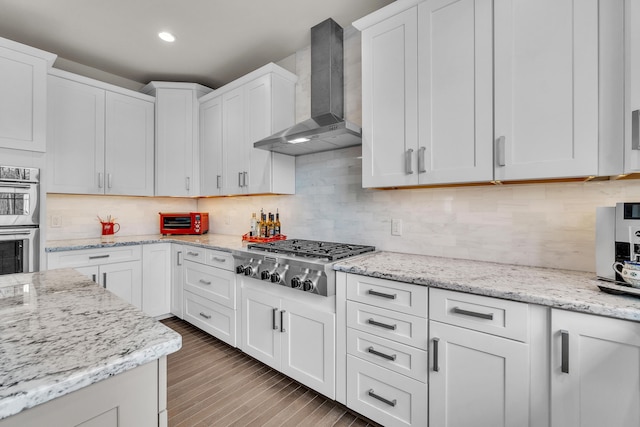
[247,239,375,261]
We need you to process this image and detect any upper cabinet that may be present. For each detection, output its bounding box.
[355,0,625,188]
[143,82,212,197]
[47,70,155,196]
[626,0,640,173]
[0,37,56,152]
[199,63,297,197]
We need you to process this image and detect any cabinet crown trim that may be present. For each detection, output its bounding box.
[352,0,422,31]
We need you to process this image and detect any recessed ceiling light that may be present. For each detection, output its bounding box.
[158,32,175,42]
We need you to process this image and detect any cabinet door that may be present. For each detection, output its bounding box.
[280,299,335,399]
[429,321,530,427]
[105,92,154,196]
[245,75,273,194]
[241,287,280,368]
[361,7,419,188]
[222,86,247,195]
[626,0,640,172]
[155,88,194,196]
[171,245,184,319]
[0,45,47,152]
[142,244,171,317]
[417,0,493,184]
[551,309,640,427]
[494,0,599,180]
[100,260,142,310]
[200,96,224,195]
[47,75,105,194]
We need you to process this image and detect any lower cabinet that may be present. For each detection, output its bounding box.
[241,286,336,399]
[550,309,640,427]
[171,244,185,319]
[141,243,171,318]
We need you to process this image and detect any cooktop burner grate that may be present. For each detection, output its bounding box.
[247,239,375,261]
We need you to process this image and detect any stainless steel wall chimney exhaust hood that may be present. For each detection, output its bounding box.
[254,18,362,156]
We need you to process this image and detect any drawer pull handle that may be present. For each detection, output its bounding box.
[452,307,494,320]
[89,254,110,260]
[433,338,440,372]
[367,289,397,300]
[368,389,397,407]
[367,346,396,361]
[199,279,212,285]
[187,251,199,256]
[272,307,278,330]
[212,257,227,263]
[367,318,397,330]
[561,330,569,374]
[199,312,211,320]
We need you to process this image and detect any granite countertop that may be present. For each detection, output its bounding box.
[334,251,640,322]
[45,233,246,253]
[0,269,182,420]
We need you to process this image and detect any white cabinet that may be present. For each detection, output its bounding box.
[171,244,185,319]
[142,243,171,318]
[494,0,622,181]
[199,63,296,197]
[143,82,212,197]
[47,246,142,309]
[342,274,428,427]
[182,248,237,346]
[355,0,624,187]
[626,0,640,172]
[47,71,155,196]
[550,309,640,427]
[241,285,336,398]
[429,288,530,427]
[0,37,55,152]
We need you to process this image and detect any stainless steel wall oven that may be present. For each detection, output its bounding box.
[0,166,39,275]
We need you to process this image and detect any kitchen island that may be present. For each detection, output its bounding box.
[0,268,181,426]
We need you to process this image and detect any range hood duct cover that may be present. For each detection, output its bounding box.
[254,18,362,156]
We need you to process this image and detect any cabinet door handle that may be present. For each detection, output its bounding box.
[212,257,226,263]
[418,146,426,173]
[633,110,640,150]
[367,289,397,300]
[216,175,222,189]
[367,346,396,361]
[89,254,110,260]
[177,251,183,266]
[280,310,286,333]
[496,136,506,166]
[103,272,107,289]
[367,318,397,330]
[198,279,212,285]
[452,307,494,320]
[92,274,96,283]
[98,172,104,189]
[433,337,440,372]
[561,330,569,374]
[185,177,191,191]
[238,172,243,187]
[368,389,396,407]
[199,312,211,320]
[272,307,278,330]
[107,173,113,189]
[405,148,414,175]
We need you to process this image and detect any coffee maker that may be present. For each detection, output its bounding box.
[596,203,640,282]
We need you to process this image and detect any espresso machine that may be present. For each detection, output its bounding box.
[596,202,640,282]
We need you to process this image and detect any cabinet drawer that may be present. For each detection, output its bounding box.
[347,328,427,383]
[347,301,428,349]
[430,288,529,342]
[347,355,427,427]
[184,291,236,347]
[206,250,233,271]
[184,260,236,309]
[346,274,427,317]
[47,246,142,269]
[183,246,207,263]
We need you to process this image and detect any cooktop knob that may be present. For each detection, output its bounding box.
[235,265,246,274]
[261,270,271,280]
[270,273,281,283]
[302,279,316,292]
[290,277,302,289]
[244,266,256,276]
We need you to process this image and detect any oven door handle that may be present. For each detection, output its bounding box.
[0,230,33,236]
[0,183,31,189]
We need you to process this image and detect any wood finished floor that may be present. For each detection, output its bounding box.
[161,317,381,427]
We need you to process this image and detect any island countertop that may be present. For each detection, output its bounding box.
[0,268,182,420]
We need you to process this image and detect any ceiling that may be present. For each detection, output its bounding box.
[0,0,394,89]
